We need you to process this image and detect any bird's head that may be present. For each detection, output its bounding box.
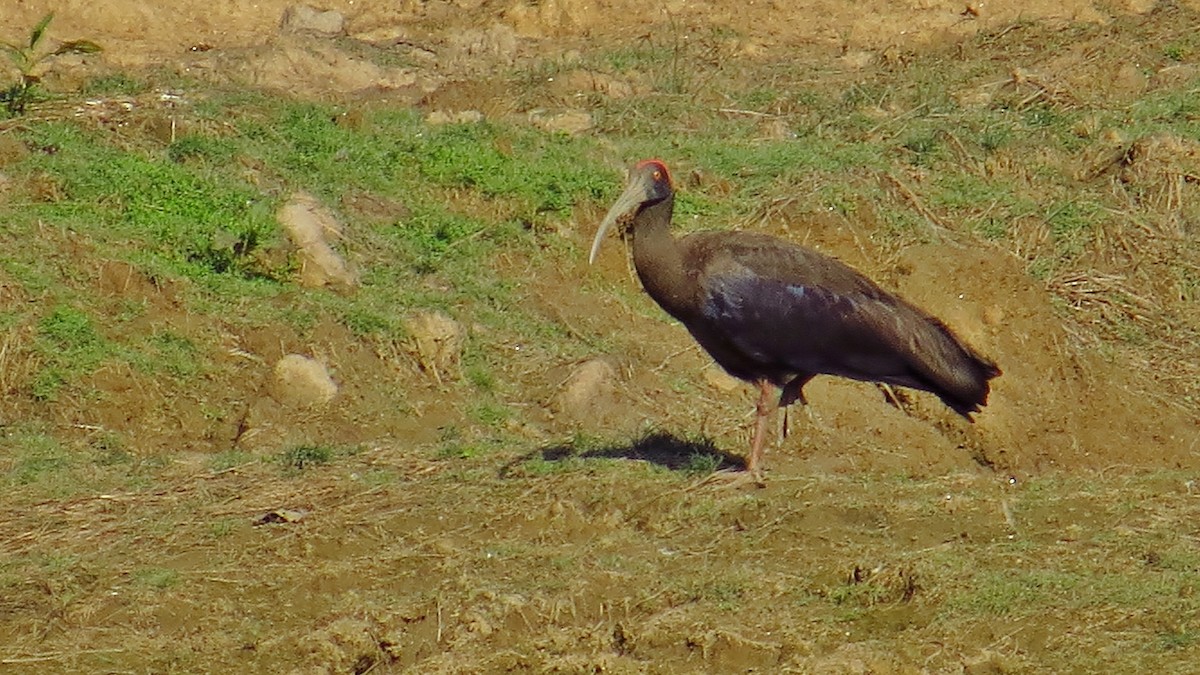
[588,159,674,264]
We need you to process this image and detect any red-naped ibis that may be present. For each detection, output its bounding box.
[589,159,1001,482]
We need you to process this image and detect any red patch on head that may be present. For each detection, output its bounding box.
[634,158,672,185]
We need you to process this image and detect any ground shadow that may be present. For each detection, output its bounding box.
[500,431,746,478]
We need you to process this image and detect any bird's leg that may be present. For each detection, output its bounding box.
[694,381,771,489]
[779,374,812,408]
[779,374,813,439]
[746,379,775,481]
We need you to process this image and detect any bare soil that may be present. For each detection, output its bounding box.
[2,0,1200,673]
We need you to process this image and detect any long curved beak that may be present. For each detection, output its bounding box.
[588,172,653,265]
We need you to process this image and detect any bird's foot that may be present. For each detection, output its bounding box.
[694,467,767,490]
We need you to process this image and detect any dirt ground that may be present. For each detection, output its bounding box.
[3,0,1200,672]
[3,0,1195,472]
[5,0,1169,63]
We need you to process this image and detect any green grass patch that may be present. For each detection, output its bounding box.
[133,567,181,589]
[680,452,722,476]
[167,133,238,164]
[277,444,336,471]
[31,304,109,400]
[6,431,72,485]
[209,450,254,472]
[123,330,203,378]
[15,122,282,281]
[82,72,147,96]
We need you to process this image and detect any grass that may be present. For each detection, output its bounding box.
[1,12,101,116]
[7,430,72,485]
[1,4,1200,673]
[133,567,181,589]
[30,305,108,400]
[277,444,336,471]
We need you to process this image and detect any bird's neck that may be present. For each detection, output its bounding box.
[631,195,694,321]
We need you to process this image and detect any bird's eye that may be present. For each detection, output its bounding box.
[652,170,662,181]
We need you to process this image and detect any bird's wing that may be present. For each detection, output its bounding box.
[681,231,997,414]
[688,233,968,390]
[697,261,914,381]
[687,231,891,298]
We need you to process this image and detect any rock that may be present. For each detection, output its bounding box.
[426,109,485,125]
[407,311,465,383]
[551,70,635,99]
[444,23,518,69]
[280,5,345,36]
[551,359,616,421]
[839,50,875,70]
[272,354,338,407]
[528,109,593,135]
[214,41,427,98]
[277,191,358,290]
[504,0,592,38]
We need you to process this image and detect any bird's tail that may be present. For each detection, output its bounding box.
[909,316,1001,419]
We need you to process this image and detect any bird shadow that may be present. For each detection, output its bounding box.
[499,431,745,478]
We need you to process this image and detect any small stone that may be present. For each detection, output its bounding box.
[552,359,616,420]
[277,192,358,290]
[272,354,338,407]
[528,109,593,135]
[280,5,345,36]
[407,311,465,383]
[982,306,1005,327]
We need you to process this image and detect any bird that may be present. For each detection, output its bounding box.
[588,159,1001,483]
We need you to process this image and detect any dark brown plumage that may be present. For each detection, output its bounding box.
[589,159,1001,480]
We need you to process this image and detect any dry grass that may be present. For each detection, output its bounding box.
[3,448,1199,672]
[3,3,1200,673]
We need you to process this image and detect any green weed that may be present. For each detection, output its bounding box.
[675,576,748,609]
[167,134,238,164]
[978,129,1011,155]
[38,304,99,349]
[82,72,145,96]
[277,444,335,471]
[901,131,941,166]
[91,433,131,466]
[680,452,722,476]
[209,450,254,472]
[15,122,282,281]
[340,305,396,338]
[414,122,610,217]
[0,12,101,116]
[122,330,203,378]
[1045,199,1103,255]
[1161,628,1200,651]
[437,436,509,460]
[32,305,109,400]
[464,364,496,392]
